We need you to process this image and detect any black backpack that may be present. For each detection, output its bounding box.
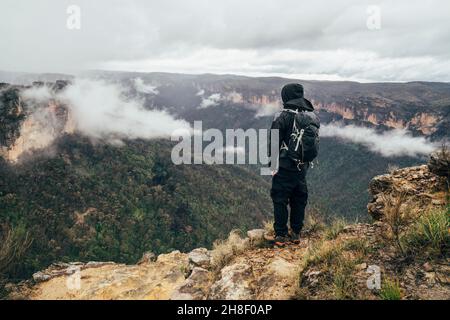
[284,110,320,164]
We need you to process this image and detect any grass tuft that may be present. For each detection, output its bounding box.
[324,218,347,240]
[210,229,249,271]
[379,278,402,300]
[403,206,449,257]
[333,258,356,300]
[262,219,274,238]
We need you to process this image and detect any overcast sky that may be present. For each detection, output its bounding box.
[1,0,450,82]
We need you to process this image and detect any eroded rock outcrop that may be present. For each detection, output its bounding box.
[0,81,73,163]
[10,230,308,300]
[10,251,189,300]
[368,164,447,220]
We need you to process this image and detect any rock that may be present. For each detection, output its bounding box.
[32,272,51,283]
[269,258,297,278]
[424,272,437,285]
[423,262,434,272]
[85,261,116,268]
[171,267,212,300]
[210,263,255,300]
[356,263,367,271]
[303,270,322,287]
[405,269,416,281]
[156,250,185,264]
[368,165,447,220]
[247,229,266,246]
[31,262,98,283]
[188,248,211,269]
[138,252,156,265]
[26,251,189,300]
[428,151,450,178]
[369,174,392,194]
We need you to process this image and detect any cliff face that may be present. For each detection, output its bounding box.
[172,76,450,138]
[190,88,444,136]
[0,81,72,163]
[9,156,449,300]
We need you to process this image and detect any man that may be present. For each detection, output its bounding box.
[269,83,315,246]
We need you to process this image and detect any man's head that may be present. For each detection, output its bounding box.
[281,83,314,111]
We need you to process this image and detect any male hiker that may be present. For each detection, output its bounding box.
[269,83,320,246]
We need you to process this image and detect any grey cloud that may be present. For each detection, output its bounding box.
[1,0,449,81]
[321,123,438,157]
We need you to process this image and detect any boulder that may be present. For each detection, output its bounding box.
[25,251,189,300]
[428,151,450,178]
[188,248,211,269]
[368,165,447,220]
[247,229,266,246]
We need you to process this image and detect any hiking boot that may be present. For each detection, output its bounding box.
[289,231,301,244]
[273,235,289,247]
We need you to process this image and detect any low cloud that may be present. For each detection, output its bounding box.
[196,89,281,117]
[321,123,437,157]
[21,86,53,102]
[198,93,222,109]
[250,104,281,118]
[22,79,190,143]
[133,77,159,95]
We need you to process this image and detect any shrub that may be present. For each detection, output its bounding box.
[382,193,414,255]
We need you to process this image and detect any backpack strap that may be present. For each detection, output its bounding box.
[282,109,298,114]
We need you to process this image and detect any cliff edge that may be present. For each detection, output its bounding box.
[6,152,449,300]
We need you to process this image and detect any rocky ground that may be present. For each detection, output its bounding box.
[7,222,449,300]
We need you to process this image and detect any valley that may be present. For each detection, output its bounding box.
[0,71,448,285]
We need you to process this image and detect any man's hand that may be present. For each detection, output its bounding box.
[271,170,278,176]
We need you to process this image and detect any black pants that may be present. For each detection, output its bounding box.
[270,167,308,237]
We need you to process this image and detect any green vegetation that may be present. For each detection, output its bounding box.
[379,278,402,300]
[306,138,419,221]
[0,224,32,297]
[332,258,357,300]
[382,193,408,255]
[403,206,450,257]
[299,240,359,300]
[342,238,374,256]
[0,136,271,282]
[324,218,347,240]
